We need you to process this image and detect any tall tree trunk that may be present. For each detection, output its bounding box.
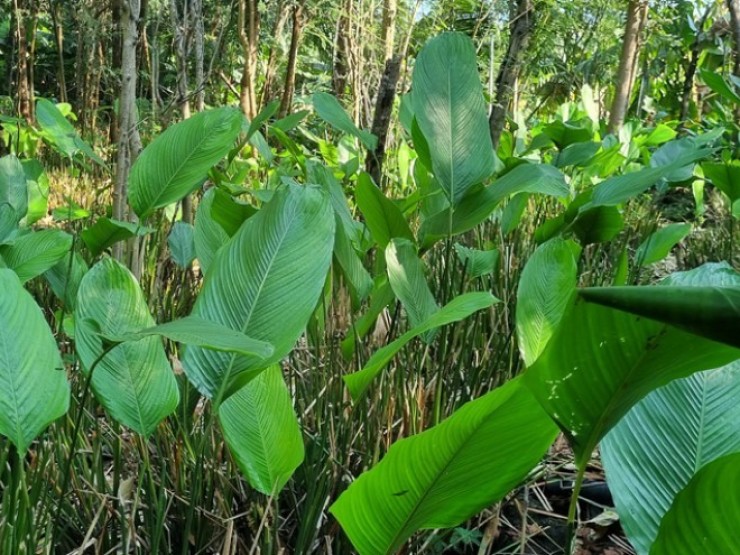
[278,1,305,118]
[488,0,536,149]
[193,0,205,112]
[50,0,67,103]
[333,0,352,99]
[170,0,192,118]
[608,0,648,133]
[366,56,401,187]
[13,0,35,121]
[114,0,143,268]
[238,0,260,118]
[729,0,740,78]
[679,6,713,124]
[260,0,289,106]
[381,0,397,63]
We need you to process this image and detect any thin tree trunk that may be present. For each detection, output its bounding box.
[333,0,352,99]
[13,0,34,121]
[238,0,260,118]
[608,0,648,133]
[193,0,205,112]
[380,0,397,62]
[278,1,305,118]
[170,0,192,118]
[50,0,67,103]
[488,0,536,149]
[679,6,713,124]
[260,0,289,106]
[114,0,143,268]
[366,56,401,187]
[729,0,740,78]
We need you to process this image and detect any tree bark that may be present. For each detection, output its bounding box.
[381,0,397,63]
[170,0,192,118]
[333,0,352,100]
[260,0,289,106]
[13,0,35,121]
[193,0,205,112]
[50,0,67,103]
[366,56,401,187]
[729,0,740,79]
[488,0,536,149]
[238,0,260,118]
[278,1,305,118]
[608,0,648,133]
[113,0,143,267]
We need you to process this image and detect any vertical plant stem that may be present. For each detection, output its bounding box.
[564,462,586,555]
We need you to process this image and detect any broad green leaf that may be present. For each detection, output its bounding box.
[272,109,309,133]
[344,292,497,401]
[591,146,715,207]
[168,221,196,268]
[313,92,377,151]
[579,261,740,350]
[331,377,558,555]
[700,68,740,105]
[385,238,438,331]
[101,316,274,359]
[355,174,413,249]
[524,291,740,465]
[52,198,89,222]
[516,239,581,367]
[36,98,105,166]
[453,244,499,279]
[636,223,691,267]
[75,258,179,436]
[246,99,279,138]
[411,32,495,205]
[219,365,304,494]
[81,217,154,257]
[194,188,231,274]
[702,160,740,203]
[0,229,72,283]
[570,205,624,245]
[182,184,334,399]
[554,141,600,168]
[334,213,373,306]
[210,187,257,235]
[20,158,49,226]
[602,362,740,555]
[421,163,568,244]
[44,250,88,310]
[128,107,244,218]
[0,269,69,453]
[650,453,740,555]
[0,155,29,233]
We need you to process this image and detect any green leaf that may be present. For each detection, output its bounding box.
[36,99,105,166]
[182,184,334,399]
[0,155,29,227]
[313,92,377,151]
[168,221,196,268]
[81,217,154,257]
[453,244,500,279]
[0,269,69,453]
[44,250,88,311]
[570,205,624,245]
[101,316,274,359]
[516,239,581,367]
[219,365,304,494]
[700,69,740,105]
[128,107,244,219]
[344,292,497,401]
[355,174,413,249]
[386,238,438,331]
[411,32,495,205]
[524,286,740,465]
[247,99,279,139]
[334,213,373,306]
[0,229,72,283]
[20,158,49,226]
[579,262,740,350]
[602,361,740,555]
[194,188,231,274]
[341,276,395,359]
[636,223,691,267]
[75,258,179,436]
[702,160,740,203]
[650,453,740,555]
[591,145,715,207]
[421,163,568,244]
[330,377,558,555]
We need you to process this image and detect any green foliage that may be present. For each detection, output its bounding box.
[81,217,154,257]
[182,183,335,399]
[75,258,179,436]
[128,107,244,219]
[219,365,304,494]
[0,229,72,283]
[0,269,69,453]
[330,377,558,555]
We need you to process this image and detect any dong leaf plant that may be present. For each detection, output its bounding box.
[330,32,740,555]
